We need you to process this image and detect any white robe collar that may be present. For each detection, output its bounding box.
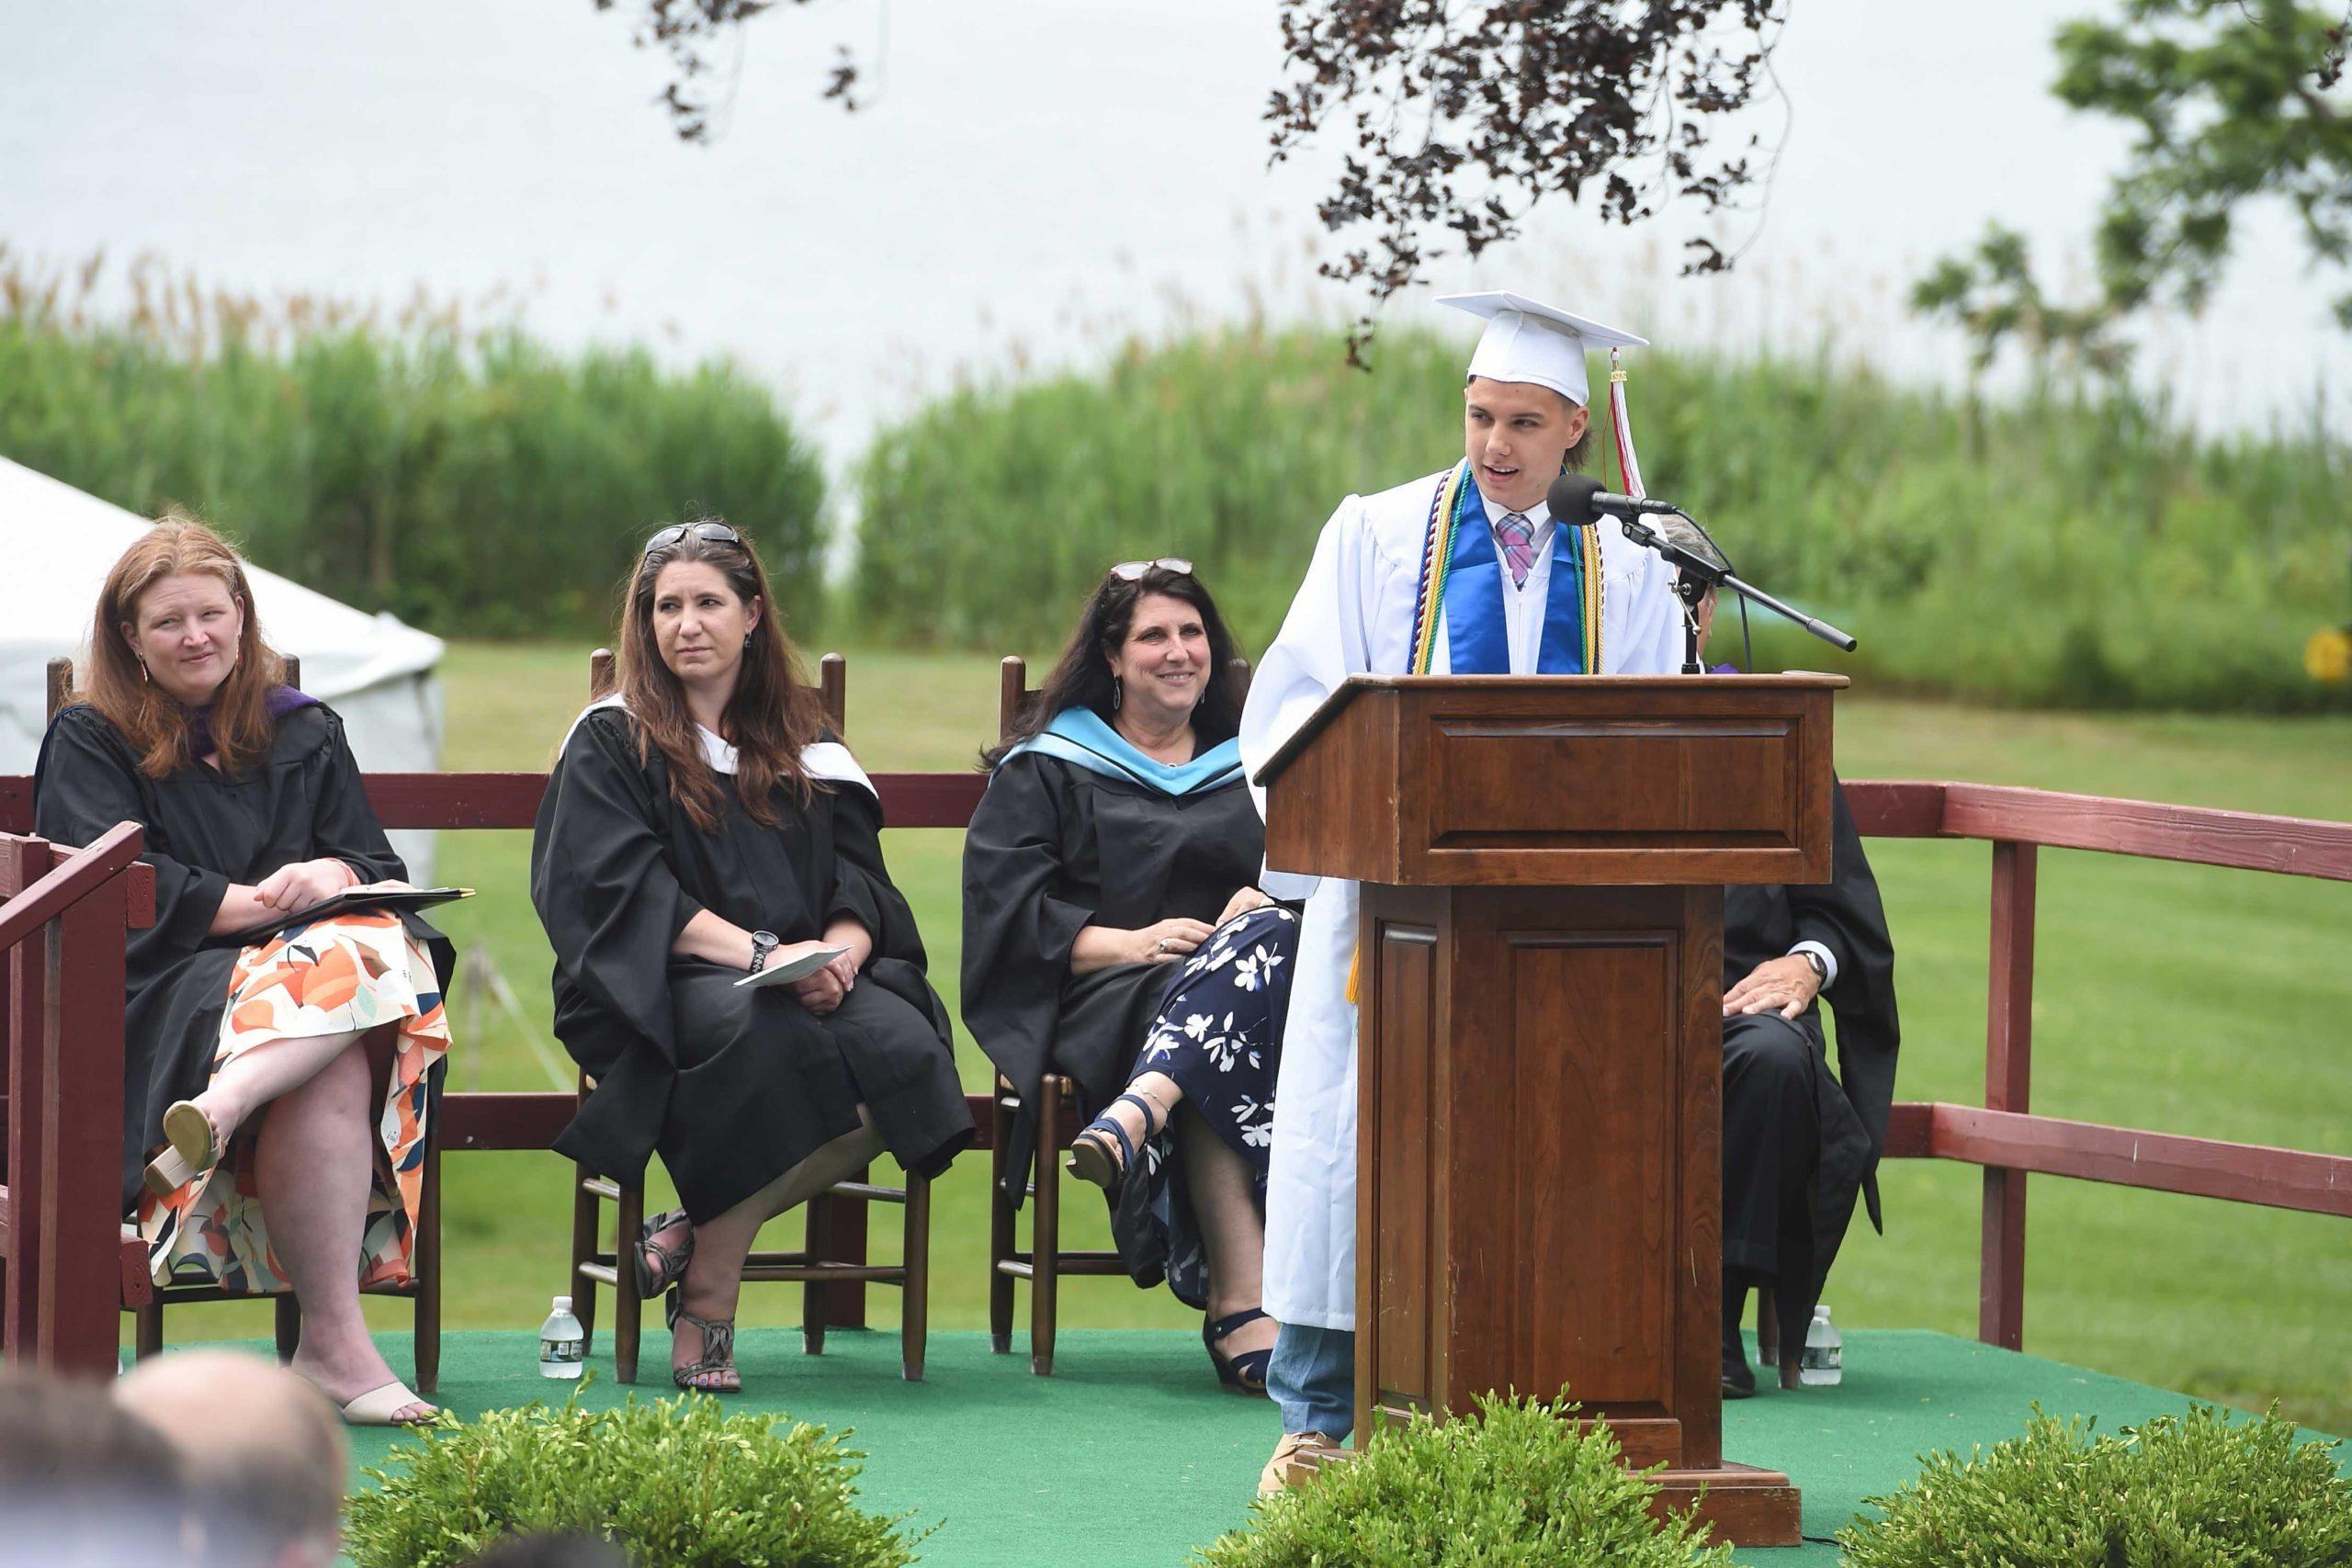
[566,693,877,800]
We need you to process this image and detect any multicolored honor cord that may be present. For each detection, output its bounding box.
[1406,461,1476,676]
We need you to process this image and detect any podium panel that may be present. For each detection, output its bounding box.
[1359,884,1722,1471]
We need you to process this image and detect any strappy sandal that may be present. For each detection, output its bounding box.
[1068,1090,1164,1190]
[142,1100,223,1200]
[1204,1306,1274,1397]
[665,1288,741,1394]
[634,1209,695,1299]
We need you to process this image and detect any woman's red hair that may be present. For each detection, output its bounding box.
[80,516,288,779]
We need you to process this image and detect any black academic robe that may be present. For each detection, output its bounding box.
[32,702,452,1213]
[531,707,971,1222]
[1722,776,1899,1361]
[960,750,1265,1192]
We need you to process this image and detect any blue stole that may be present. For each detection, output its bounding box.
[1442,481,1591,675]
[998,706,1244,795]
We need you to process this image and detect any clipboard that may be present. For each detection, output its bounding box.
[222,885,473,945]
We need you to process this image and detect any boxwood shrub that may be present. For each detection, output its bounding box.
[1194,1393,1734,1567]
[345,1391,924,1568]
[1838,1404,2351,1566]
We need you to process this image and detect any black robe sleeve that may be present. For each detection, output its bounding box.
[530,713,706,1065]
[827,783,954,1047]
[34,708,228,955]
[1799,784,1901,1190]
[960,754,1097,1101]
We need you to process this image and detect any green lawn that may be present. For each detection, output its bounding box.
[157,643,2352,1432]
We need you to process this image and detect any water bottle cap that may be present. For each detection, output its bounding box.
[1815,1304,1831,1320]
[552,1295,572,1312]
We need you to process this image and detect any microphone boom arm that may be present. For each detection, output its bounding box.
[1614,512,1859,654]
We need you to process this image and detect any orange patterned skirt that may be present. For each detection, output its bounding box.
[137,911,449,1292]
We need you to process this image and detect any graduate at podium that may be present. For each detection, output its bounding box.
[1237,291,1684,1494]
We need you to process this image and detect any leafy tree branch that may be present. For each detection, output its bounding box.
[596,1,1783,355]
[1917,0,2352,373]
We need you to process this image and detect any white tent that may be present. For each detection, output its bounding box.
[0,457,446,874]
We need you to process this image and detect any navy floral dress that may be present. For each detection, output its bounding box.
[1131,904,1300,1308]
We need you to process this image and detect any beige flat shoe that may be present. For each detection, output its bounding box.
[142,1100,220,1200]
[1257,1430,1347,1500]
[336,1380,437,1427]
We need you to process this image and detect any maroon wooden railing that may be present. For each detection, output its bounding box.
[1845,780,2352,1349]
[2,755,2344,1372]
[0,824,157,1376]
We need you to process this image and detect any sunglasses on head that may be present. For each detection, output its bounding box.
[1109,558,1193,582]
[643,521,741,556]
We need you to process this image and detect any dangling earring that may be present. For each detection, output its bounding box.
[743,631,753,648]
[139,658,152,685]
[1112,676,1123,712]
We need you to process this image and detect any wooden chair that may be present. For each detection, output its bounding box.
[36,657,446,1393]
[985,653,1250,1375]
[566,650,935,1382]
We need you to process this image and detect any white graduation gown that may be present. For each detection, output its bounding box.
[1238,467,1684,1331]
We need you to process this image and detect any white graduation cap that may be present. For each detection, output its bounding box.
[1435,290,1648,407]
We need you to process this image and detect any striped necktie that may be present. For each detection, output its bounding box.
[1497,511,1536,589]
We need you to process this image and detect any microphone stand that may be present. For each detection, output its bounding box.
[1612,511,1859,669]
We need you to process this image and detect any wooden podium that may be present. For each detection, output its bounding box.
[1256,674,1845,1548]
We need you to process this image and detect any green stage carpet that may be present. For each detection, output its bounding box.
[251,1327,2337,1565]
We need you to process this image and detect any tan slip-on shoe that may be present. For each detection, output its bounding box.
[1257,1430,1347,1500]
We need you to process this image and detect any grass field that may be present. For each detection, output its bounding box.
[158,643,2352,1432]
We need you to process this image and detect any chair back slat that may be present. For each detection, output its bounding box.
[819,653,847,734]
[997,658,1030,744]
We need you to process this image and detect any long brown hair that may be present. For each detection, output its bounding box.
[616,522,824,833]
[985,563,1248,767]
[80,516,288,779]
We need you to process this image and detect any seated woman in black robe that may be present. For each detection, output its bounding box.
[532,520,972,1393]
[1686,571,1900,1398]
[963,561,1299,1394]
[35,518,452,1427]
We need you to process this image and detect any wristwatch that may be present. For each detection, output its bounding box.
[748,930,781,974]
[1796,948,1829,983]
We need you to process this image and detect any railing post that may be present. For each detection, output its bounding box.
[36,873,131,1376]
[4,838,46,1359]
[1980,840,2036,1350]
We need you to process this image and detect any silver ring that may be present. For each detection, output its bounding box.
[1155,938,1168,954]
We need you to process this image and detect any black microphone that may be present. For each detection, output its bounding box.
[1546,472,1681,525]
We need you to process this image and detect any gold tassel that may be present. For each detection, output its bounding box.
[1345,944,1362,1005]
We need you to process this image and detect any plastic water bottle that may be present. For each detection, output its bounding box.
[1799,1304,1842,1386]
[538,1294,584,1380]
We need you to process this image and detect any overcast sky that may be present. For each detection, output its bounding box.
[6,0,2347,464]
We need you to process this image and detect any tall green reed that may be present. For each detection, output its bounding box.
[0,249,826,637]
[855,324,2351,712]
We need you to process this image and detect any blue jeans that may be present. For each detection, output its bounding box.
[1268,1324,1354,1439]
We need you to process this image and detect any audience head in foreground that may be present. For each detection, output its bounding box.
[116,1350,350,1568]
[0,1369,187,1564]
